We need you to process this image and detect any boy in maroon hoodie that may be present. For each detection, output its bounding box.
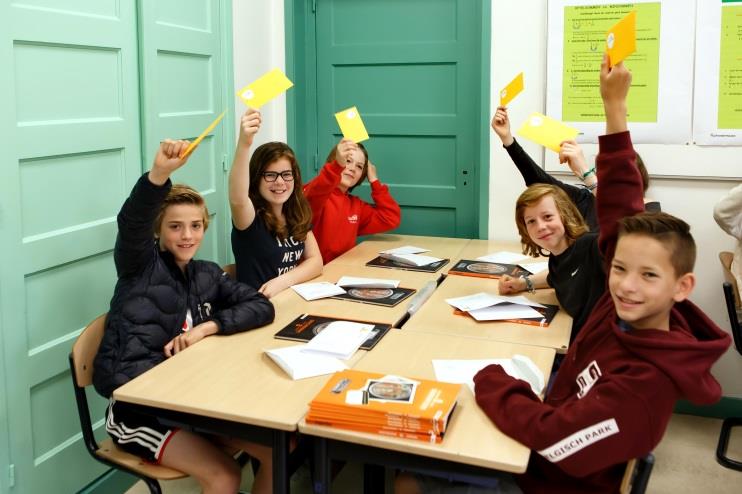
[470,58,732,493]
[395,56,731,494]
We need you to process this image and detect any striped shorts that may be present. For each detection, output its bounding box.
[105,399,179,463]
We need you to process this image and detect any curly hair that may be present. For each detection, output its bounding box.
[325,142,369,193]
[154,184,209,235]
[248,142,312,241]
[515,184,588,257]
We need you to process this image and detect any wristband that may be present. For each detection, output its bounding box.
[521,274,536,294]
[581,167,596,180]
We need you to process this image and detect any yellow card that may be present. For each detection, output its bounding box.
[500,72,524,106]
[606,11,636,67]
[180,111,225,159]
[237,68,294,109]
[516,113,579,153]
[334,106,369,143]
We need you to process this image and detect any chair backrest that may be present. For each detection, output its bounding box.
[723,282,742,355]
[720,252,740,308]
[71,314,107,387]
[222,263,236,279]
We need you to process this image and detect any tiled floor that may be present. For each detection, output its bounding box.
[125,413,742,493]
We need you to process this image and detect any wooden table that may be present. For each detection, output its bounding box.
[329,234,470,274]
[404,274,572,353]
[113,309,364,494]
[269,263,439,327]
[299,330,555,493]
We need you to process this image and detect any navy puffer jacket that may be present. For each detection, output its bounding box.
[93,174,274,398]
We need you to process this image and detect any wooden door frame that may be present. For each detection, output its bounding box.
[284,0,491,239]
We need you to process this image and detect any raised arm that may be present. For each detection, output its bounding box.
[357,163,402,235]
[713,183,742,240]
[596,56,644,263]
[229,109,262,230]
[115,140,191,278]
[258,231,324,298]
[303,139,356,215]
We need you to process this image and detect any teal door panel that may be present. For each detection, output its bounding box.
[313,0,486,238]
[0,1,141,492]
[138,0,230,265]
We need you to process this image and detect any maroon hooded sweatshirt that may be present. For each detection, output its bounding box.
[474,131,731,493]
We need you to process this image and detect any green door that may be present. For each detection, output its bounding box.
[0,1,233,492]
[0,1,141,492]
[297,0,489,238]
[138,0,232,263]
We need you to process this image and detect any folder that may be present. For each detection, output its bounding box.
[500,72,524,106]
[606,11,636,67]
[517,112,578,153]
[179,111,226,159]
[237,68,294,109]
[335,106,369,143]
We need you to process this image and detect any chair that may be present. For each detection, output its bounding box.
[223,263,236,279]
[69,314,187,494]
[620,453,655,494]
[716,252,742,471]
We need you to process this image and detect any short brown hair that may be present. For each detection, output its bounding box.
[325,142,369,192]
[154,184,209,235]
[249,142,312,241]
[618,212,696,276]
[515,184,588,257]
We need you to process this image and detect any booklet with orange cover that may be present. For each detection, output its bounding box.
[366,255,449,273]
[453,304,560,327]
[306,369,461,442]
[448,259,532,279]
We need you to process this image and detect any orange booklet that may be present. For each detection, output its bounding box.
[306,369,461,441]
[452,305,560,327]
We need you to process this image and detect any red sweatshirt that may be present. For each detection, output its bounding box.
[474,132,731,494]
[303,160,401,263]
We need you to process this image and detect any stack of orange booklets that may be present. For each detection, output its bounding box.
[306,369,461,443]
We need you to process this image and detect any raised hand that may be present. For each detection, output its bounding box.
[336,138,358,165]
[238,109,262,148]
[559,140,590,178]
[148,139,191,186]
[491,106,514,146]
[366,160,378,183]
[600,54,631,134]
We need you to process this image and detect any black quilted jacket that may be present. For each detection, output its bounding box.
[93,174,275,398]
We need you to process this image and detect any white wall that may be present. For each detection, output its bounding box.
[490,0,742,397]
[232,0,742,398]
[232,0,287,146]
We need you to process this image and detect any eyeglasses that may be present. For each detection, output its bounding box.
[261,170,294,182]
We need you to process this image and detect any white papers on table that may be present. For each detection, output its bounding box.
[291,281,346,300]
[379,252,443,266]
[445,292,503,312]
[521,261,549,274]
[265,345,347,380]
[468,303,543,321]
[432,355,545,395]
[475,251,528,264]
[336,276,400,289]
[302,321,373,360]
[379,245,430,255]
[445,293,545,320]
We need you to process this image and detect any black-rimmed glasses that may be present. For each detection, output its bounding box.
[261,170,294,182]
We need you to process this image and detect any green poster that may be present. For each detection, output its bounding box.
[562,3,661,122]
[718,4,742,129]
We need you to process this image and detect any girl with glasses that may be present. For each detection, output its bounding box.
[303,138,401,263]
[229,109,323,298]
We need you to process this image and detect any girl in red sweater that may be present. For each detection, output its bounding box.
[303,139,401,263]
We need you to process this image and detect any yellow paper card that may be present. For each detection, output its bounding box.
[516,113,578,153]
[606,11,636,67]
[237,68,294,109]
[180,111,225,159]
[334,106,369,143]
[500,72,524,106]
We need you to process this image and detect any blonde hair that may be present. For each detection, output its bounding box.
[154,184,210,235]
[515,184,588,257]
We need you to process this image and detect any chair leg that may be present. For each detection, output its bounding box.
[142,477,163,494]
[629,453,654,494]
[716,418,742,471]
